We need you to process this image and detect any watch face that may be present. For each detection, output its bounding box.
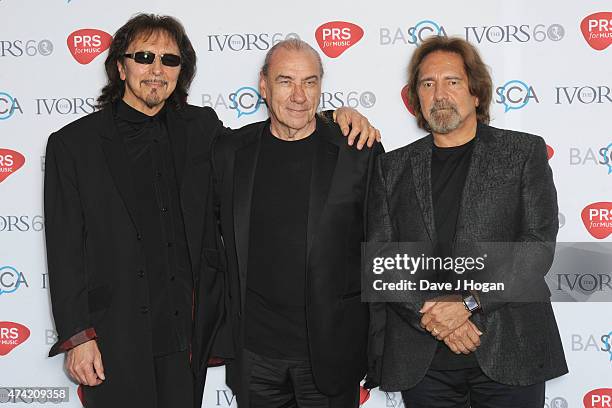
[464,295,479,311]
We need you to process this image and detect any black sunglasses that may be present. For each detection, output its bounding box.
[123,51,181,67]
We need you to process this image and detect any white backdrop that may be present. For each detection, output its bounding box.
[1,0,611,407]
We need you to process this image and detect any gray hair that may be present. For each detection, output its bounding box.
[261,38,324,78]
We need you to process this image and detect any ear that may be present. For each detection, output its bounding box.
[258,72,267,100]
[117,60,126,81]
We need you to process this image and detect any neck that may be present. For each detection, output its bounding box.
[269,118,316,141]
[432,118,478,147]
[122,96,165,117]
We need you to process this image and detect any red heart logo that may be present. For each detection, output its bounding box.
[584,388,612,408]
[0,321,30,356]
[546,144,554,160]
[0,149,25,183]
[67,29,113,65]
[580,12,612,51]
[581,202,612,239]
[315,21,364,58]
[401,84,416,116]
[359,386,370,405]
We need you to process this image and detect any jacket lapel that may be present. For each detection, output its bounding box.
[306,119,339,257]
[100,106,142,234]
[410,137,436,243]
[233,124,264,301]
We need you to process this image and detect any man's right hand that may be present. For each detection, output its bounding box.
[65,339,105,386]
[443,320,482,355]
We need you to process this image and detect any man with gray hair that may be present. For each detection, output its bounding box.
[212,38,383,407]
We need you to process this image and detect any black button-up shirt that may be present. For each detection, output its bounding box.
[115,100,192,356]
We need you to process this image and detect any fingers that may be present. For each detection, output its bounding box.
[334,110,351,138]
[464,323,482,347]
[93,352,106,381]
[347,123,361,148]
[375,129,382,143]
[419,300,437,314]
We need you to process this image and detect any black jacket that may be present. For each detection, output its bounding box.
[44,104,225,407]
[367,123,568,391]
[212,116,383,405]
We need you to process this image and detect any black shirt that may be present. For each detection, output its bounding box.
[428,137,479,370]
[115,100,192,356]
[245,125,316,360]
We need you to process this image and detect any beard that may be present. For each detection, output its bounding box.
[141,79,168,108]
[427,100,462,134]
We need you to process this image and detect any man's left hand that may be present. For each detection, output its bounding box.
[420,295,471,340]
[334,107,381,149]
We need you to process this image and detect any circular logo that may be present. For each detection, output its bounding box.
[38,39,54,56]
[547,24,565,41]
[550,397,568,408]
[360,91,376,108]
[285,32,301,40]
[0,92,16,120]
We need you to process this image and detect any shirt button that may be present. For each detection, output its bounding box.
[153,139,159,143]
[136,234,142,241]
[170,276,176,282]
[156,172,162,178]
[137,270,145,278]
[167,242,173,247]
[174,310,179,317]
[161,207,168,212]
[140,306,149,314]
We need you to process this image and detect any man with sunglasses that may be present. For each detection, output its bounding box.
[44,13,378,408]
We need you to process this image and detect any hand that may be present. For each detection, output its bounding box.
[65,339,105,386]
[443,320,483,355]
[333,107,381,149]
[420,295,471,339]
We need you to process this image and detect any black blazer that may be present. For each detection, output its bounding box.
[212,116,383,404]
[44,104,225,407]
[367,123,568,391]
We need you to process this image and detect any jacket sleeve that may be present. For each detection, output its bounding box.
[44,133,91,357]
[475,136,558,314]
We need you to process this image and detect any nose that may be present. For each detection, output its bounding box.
[150,55,163,75]
[290,83,307,104]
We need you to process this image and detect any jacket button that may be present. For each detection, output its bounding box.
[140,306,149,314]
[161,207,168,212]
[170,275,175,282]
[136,234,142,241]
[174,310,179,317]
[137,270,144,278]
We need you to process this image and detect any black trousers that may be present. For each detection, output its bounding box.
[401,367,545,408]
[242,349,359,408]
[83,350,193,408]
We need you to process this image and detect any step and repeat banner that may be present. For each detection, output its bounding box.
[1,0,611,407]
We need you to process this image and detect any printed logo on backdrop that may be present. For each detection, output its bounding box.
[0,92,23,120]
[570,331,612,364]
[359,386,370,405]
[320,90,376,109]
[380,20,447,46]
[384,392,405,407]
[555,85,612,104]
[547,145,554,160]
[0,149,25,183]
[400,85,416,116]
[495,80,539,112]
[0,322,30,356]
[201,86,265,118]
[0,266,28,295]
[206,32,300,52]
[465,23,565,44]
[35,97,96,115]
[569,143,612,174]
[546,396,569,408]
[67,29,112,64]
[0,215,44,232]
[0,39,54,57]
[45,329,58,345]
[215,389,236,406]
[584,388,612,408]
[581,12,612,51]
[581,202,612,239]
[315,21,364,58]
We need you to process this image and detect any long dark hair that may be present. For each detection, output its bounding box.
[96,13,196,110]
[406,36,492,131]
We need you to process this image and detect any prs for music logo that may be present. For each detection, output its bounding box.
[0,149,25,183]
[581,12,612,51]
[315,21,364,58]
[0,321,30,356]
[67,29,112,64]
[582,202,612,239]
